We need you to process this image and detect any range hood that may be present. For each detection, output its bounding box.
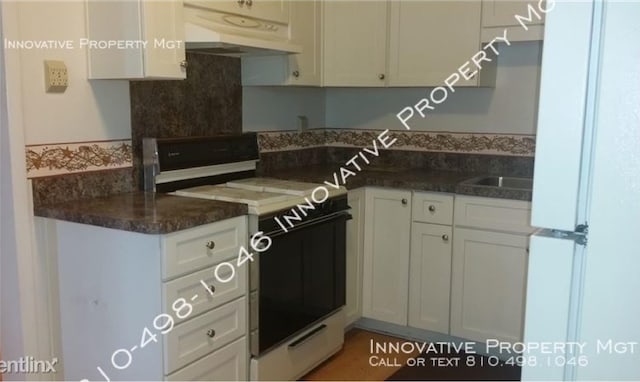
[183,2,301,56]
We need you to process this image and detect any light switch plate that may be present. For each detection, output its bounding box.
[44,60,68,93]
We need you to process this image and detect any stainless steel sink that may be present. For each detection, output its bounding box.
[465,176,533,190]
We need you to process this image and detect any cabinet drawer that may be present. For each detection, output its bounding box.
[162,216,246,280]
[454,196,533,234]
[250,310,344,381]
[163,264,247,324]
[412,192,454,225]
[166,337,247,381]
[164,297,246,374]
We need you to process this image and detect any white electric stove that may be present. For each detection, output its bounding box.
[143,134,348,381]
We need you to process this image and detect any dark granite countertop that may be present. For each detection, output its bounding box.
[34,192,248,234]
[265,166,532,201]
[34,166,530,234]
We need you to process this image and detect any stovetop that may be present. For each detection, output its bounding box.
[173,177,346,215]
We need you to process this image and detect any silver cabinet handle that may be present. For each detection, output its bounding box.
[206,329,216,338]
[442,234,449,241]
[205,241,215,250]
[292,70,300,78]
[378,73,385,80]
[401,198,408,205]
[180,60,188,69]
[428,205,436,212]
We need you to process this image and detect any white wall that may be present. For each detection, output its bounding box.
[243,41,542,135]
[1,2,132,379]
[243,86,325,131]
[14,1,130,144]
[1,15,25,375]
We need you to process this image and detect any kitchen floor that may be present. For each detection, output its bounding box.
[302,328,419,381]
[301,328,521,381]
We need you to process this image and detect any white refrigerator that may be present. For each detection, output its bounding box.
[523,0,640,381]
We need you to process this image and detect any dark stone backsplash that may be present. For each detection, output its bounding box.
[259,147,534,178]
[130,52,243,188]
[31,168,134,207]
[257,147,329,175]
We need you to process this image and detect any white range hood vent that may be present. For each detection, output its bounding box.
[183,3,301,57]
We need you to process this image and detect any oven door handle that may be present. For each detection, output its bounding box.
[263,211,351,238]
[287,324,327,350]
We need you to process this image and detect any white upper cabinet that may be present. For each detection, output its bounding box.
[185,0,290,24]
[322,1,388,86]
[481,0,546,42]
[388,1,483,87]
[243,0,494,87]
[86,0,187,80]
[242,0,321,86]
[288,0,322,84]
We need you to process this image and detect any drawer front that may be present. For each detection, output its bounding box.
[163,264,247,324]
[250,310,344,381]
[454,196,533,234]
[162,216,247,280]
[166,337,247,381]
[164,297,246,374]
[412,192,454,225]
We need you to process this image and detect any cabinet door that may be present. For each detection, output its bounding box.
[450,228,529,344]
[142,0,187,79]
[87,0,186,79]
[345,188,365,327]
[166,337,247,381]
[408,223,452,334]
[323,1,388,86]
[241,0,320,86]
[388,1,481,86]
[362,188,412,325]
[481,0,545,27]
[185,0,289,24]
[287,0,321,85]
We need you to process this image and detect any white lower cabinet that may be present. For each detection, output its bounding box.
[450,228,529,344]
[408,222,452,334]
[167,337,247,381]
[50,216,249,381]
[355,189,530,348]
[345,188,365,326]
[450,195,532,344]
[362,188,412,325]
[164,297,247,374]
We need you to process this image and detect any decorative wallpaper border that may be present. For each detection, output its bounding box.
[25,140,133,178]
[258,129,536,157]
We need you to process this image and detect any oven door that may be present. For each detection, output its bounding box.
[254,211,348,356]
